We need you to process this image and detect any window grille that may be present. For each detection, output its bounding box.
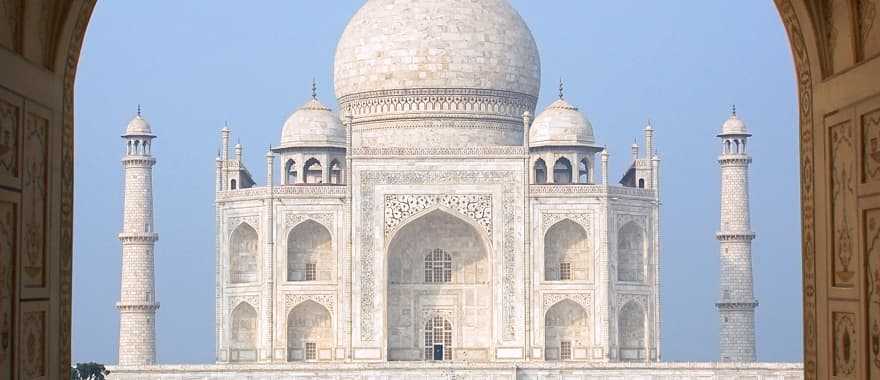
[424,249,452,283]
[560,341,572,360]
[424,316,453,360]
[559,262,572,281]
[305,342,316,360]
[305,263,317,281]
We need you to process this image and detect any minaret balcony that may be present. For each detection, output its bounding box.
[715,232,756,241]
[715,300,759,310]
[118,232,159,243]
[115,302,160,312]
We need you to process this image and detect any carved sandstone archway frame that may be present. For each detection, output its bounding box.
[15,0,827,376]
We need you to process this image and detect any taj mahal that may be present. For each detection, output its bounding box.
[107,0,803,378]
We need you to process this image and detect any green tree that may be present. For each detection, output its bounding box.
[71,362,106,380]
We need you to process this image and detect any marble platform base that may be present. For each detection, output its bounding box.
[106,361,803,379]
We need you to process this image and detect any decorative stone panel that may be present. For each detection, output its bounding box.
[541,212,590,236]
[615,293,649,313]
[227,295,259,315]
[21,110,48,294]
[384,194,492,239]
[283,212,334,237]
[0,198,15,376]
[284,293,336,315]
[862,109,880,183]
[227,215,260,235]
[542,293,592,314]
[0,94,20,183]
[832,311,857,378]
[830,121,856,287]
[19,300,48,379]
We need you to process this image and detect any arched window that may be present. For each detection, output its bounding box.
[424,316,452,361]
[285,159,297,185]
[133,140,140,155]
[230,302,258,362]
[545,300,589,361]
[725,140,731,154]
[553,157,572,184]
[544,219,590,281]
[578,159,590,183]
[617,222,645,282]
[618,301,646,361]
[424,248,452,283]
[127,140,132,155]
[534,158,547,184]
[287,300,331,362]
[734,139,741,154]
[638,178,645,188]
[287,220,333,282]
[229,223,258,283]
[304,158,322,184]
[230,179,237,190]
[329,159,342,184]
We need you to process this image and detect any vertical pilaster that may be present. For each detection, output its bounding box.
[262,150,275,361]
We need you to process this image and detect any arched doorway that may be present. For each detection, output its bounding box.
[386,209,491,361]
[544,300,590,361]
[286,300,332,362]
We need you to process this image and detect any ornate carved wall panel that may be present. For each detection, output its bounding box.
[830,120,857,288]
[0,195,16,379]
[856,0,879,60]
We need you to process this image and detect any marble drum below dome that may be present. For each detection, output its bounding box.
[333,0,541,147]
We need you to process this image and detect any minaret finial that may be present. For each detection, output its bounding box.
[558,77,564,100]
[731,104,737,116]
[137,104,142,117]
[311,77,317,100]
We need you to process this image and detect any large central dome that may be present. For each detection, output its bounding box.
[334,0,541,148]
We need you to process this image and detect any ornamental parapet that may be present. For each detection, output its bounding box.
[350,146,527,158]
[715,300,759,310]
[118,232,159,243]
[121,156,156,167]
[116,302,160,312]
[715,232,756,241]
[717,155,752,165]
[530,184,656,199]
[339,88,537,122]
[217,185,348,202]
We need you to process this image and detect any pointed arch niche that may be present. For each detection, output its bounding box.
[229,223,259,284]
[544,219,591,282]
[386,209,492,361]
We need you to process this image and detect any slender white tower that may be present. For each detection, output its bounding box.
[117,108,159,365]
[716,107,757,362]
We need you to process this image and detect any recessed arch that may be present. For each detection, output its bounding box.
[545,299,590,361]
[553,157,573,184]
[285,159,298,185]
[618,300,646,361]
[229,223,259,284]
[329,159,343,184]
[229,302,258,362]
[287,220,333,282]
[304,158,323,184]
[544,219,590,282]
[386,209,492,361]
[286,300,332,362]
[534,158,548,184]
[617,221,645,283]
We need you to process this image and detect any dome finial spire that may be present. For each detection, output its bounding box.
[137,104,142,117]
[311,77,317,100]
[559,77,564,100]
[731,104,737,116]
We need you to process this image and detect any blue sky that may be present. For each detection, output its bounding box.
[72,1,801,364]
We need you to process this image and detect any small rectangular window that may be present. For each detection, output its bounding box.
[305,263,316,281]
[559,262,572,281]
[560,341,572,360]
[305,342,316,360]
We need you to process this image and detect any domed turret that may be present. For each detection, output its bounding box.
[529,99,596,148]
[334,0,541,148]
[279,97,346,149]
[719,107,750,136]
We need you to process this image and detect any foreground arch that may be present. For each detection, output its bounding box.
[0,1,873,377]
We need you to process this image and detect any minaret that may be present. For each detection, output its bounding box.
[716,107,757,362]
[117,108,160,366]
